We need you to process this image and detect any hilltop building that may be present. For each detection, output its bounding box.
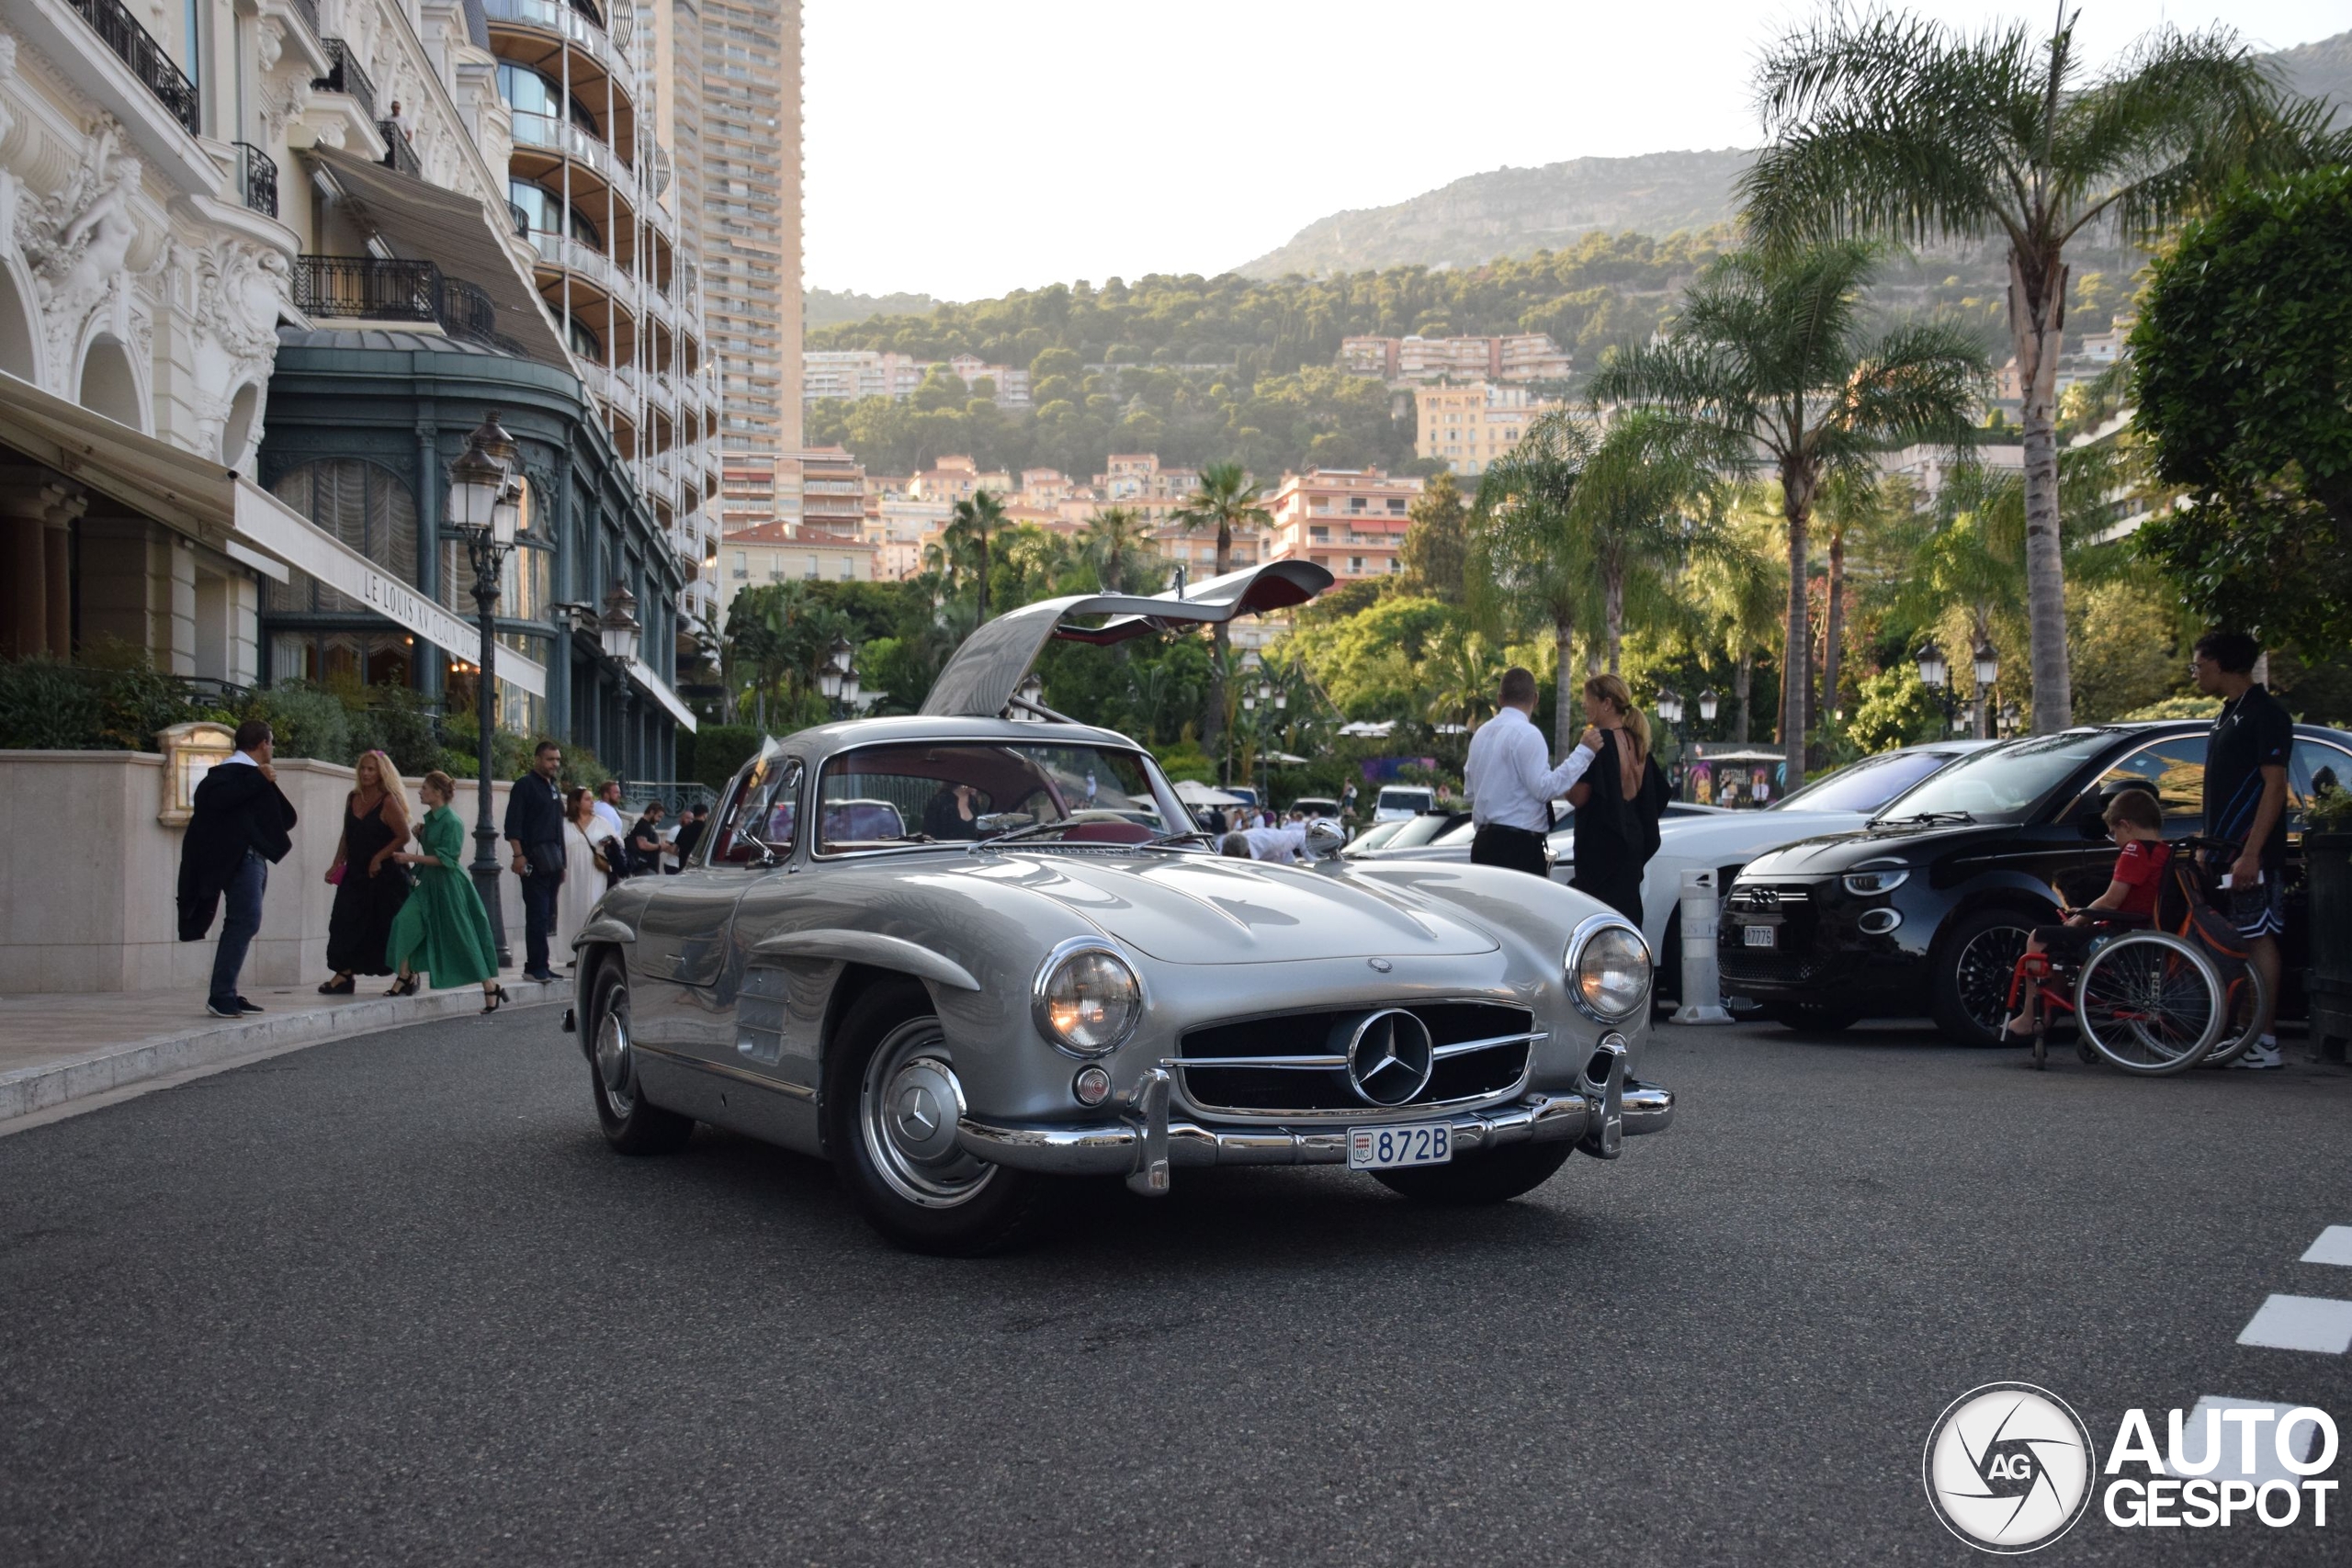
[1415,383,1561,476]
[1342,333,1571,384]
[1261,469,1423,582]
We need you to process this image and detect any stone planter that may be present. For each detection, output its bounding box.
[2306,831,2352,1063]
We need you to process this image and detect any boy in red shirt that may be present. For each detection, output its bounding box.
[2005,788,2170,1039]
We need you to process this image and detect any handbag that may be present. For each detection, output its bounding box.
[326,862,345,885]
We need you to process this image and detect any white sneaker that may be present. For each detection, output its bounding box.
[2231,1041,2284,1070]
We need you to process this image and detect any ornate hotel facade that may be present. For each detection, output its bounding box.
[0,0,718,777]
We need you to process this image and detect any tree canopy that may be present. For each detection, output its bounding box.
[2132,166,2352,654]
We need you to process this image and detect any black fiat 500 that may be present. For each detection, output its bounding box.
[1717,720,2352,1045]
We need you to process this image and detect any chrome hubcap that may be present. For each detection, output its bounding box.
[860,1019,993,1208]
[595,1007,635,1115]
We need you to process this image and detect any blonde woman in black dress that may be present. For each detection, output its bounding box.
[319,749,413,994]
[1564,673,1670,927]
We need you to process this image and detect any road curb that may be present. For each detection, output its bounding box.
[0,980,566,1126]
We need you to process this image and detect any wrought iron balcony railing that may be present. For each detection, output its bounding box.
[234,142,278,218]
[378,119,420,177]
[63,0,200,135]
[314,39,378,121]
[292,256,524,357]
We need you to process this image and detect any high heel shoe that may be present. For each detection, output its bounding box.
[318,975,355,996]
[481,984,508,1015]
[386,974,421,998]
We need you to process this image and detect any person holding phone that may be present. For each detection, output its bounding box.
[2191,630,2290,1068]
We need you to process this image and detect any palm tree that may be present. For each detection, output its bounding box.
[1590,242,1984,766]
[1739,9,2330,730]
[1469,411,1600,757]
[1080,505,1155,595]
[943,490,1008,621]
[1809,471,1902,728]
[1686,499,1788,743]
[1173,462,1272,747]
[1568,412,1722,672]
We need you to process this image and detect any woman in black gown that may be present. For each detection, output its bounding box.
[320,750,413,992]
[1565,673,1670,927]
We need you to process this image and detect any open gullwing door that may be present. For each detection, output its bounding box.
[918,558,1335,718]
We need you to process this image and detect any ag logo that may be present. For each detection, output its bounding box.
[1923,1382,2097,1553]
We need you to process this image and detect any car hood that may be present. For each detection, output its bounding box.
[973,851,1499,964]
[1735,819,2008,877]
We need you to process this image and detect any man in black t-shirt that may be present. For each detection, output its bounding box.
[2192,630,2291,1067]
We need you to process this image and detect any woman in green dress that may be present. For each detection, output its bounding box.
[387,771,508,1012]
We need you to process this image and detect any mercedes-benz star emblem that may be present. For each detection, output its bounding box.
[1367,957,1393,973]
[1345,1009,1434,1107]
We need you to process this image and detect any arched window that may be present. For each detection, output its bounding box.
[267,459,419,613]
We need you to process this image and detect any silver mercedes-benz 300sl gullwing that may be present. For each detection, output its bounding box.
[568,562,1672,1253]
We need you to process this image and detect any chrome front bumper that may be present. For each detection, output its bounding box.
[956,1038,1672,1197]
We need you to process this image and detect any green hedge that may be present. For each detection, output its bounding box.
[684,724,763,792]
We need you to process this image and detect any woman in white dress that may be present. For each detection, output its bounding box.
[556,786,618,968]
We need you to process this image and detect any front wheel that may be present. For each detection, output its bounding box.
[823,979,1044,1256]
[587,955,695,1155]
[2075,931,2224,1076]
[1931,908,2039,1048]
[1372,1142,1572,1205]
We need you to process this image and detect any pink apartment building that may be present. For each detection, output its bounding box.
[1261,468,1424,581]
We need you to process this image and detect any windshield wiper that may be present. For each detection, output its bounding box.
[969,818,1078,851]
[1870,810,1975,828]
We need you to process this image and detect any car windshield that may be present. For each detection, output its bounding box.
[1378,788,1432,811]
[816,740,1181,852]
[1382,812,1464,849]
[1869,732,2116,824]
[1346,820,1407,852]
[1771,750,1960,813]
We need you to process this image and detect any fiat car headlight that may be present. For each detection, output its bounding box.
[1033,942,1143,1056]
[1569,918,1651,1022]
[1840,862,1912,897]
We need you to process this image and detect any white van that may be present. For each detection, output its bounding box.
[1372,785,1437,823]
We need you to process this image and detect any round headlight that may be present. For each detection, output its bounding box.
[1033,942,1142,1056]
[1570,919,1651,1021]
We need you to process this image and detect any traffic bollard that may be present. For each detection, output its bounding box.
[1672,867,1735,1024]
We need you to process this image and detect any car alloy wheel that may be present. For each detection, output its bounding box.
[587,955,694,1155]
[1934,908,2037,1047]
[594,1008,636,1117]
[857,1017,997,1209]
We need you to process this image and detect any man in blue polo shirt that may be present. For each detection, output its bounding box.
[2191,630,2290,1069]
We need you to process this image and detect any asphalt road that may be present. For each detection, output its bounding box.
[3,1009,2347,1566]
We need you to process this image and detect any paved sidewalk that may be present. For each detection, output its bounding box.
[0,976,568,1126]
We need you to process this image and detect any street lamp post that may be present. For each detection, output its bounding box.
[819,635,857,719]
[1971,638,2001,740]
[447,412,526,966]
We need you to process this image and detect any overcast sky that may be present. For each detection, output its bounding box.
[802,1,2347,302]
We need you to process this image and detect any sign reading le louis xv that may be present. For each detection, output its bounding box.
[233,480,548,698]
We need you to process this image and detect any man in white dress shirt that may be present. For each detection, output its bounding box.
[1463,667,1602,878]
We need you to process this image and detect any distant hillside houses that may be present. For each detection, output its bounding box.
[802,350,1033,408]
[1340,332,1573,384]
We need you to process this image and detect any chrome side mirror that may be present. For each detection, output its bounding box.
[1305,819,1346,861]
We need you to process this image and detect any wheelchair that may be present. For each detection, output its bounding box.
[2005,837,2268,1076]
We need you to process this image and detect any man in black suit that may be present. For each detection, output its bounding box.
[175,718,299,1018]
[503,739,567,983]
[668,806,705,871]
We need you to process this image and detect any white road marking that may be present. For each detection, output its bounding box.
[2299,1225,2352,1267]
[2237,1294,2352,1354]
[2161,1398,2327,1484]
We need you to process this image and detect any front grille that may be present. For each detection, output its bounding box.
[1717,951,1823,987]
[1176,1001,1536,1120]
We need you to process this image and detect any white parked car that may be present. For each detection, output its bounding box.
[1354,741,1995,995]
[1372,785,1438,822]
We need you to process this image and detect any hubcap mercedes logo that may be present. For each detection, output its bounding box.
[1345,1009,1435,1107]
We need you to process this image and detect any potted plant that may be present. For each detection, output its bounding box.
[2305,784,2352,1063]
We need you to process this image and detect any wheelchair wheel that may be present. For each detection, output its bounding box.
[2200,963,2271,1067]
[2074,932,2224,1076]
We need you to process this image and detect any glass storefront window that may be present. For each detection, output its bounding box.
[268,461,419,614]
